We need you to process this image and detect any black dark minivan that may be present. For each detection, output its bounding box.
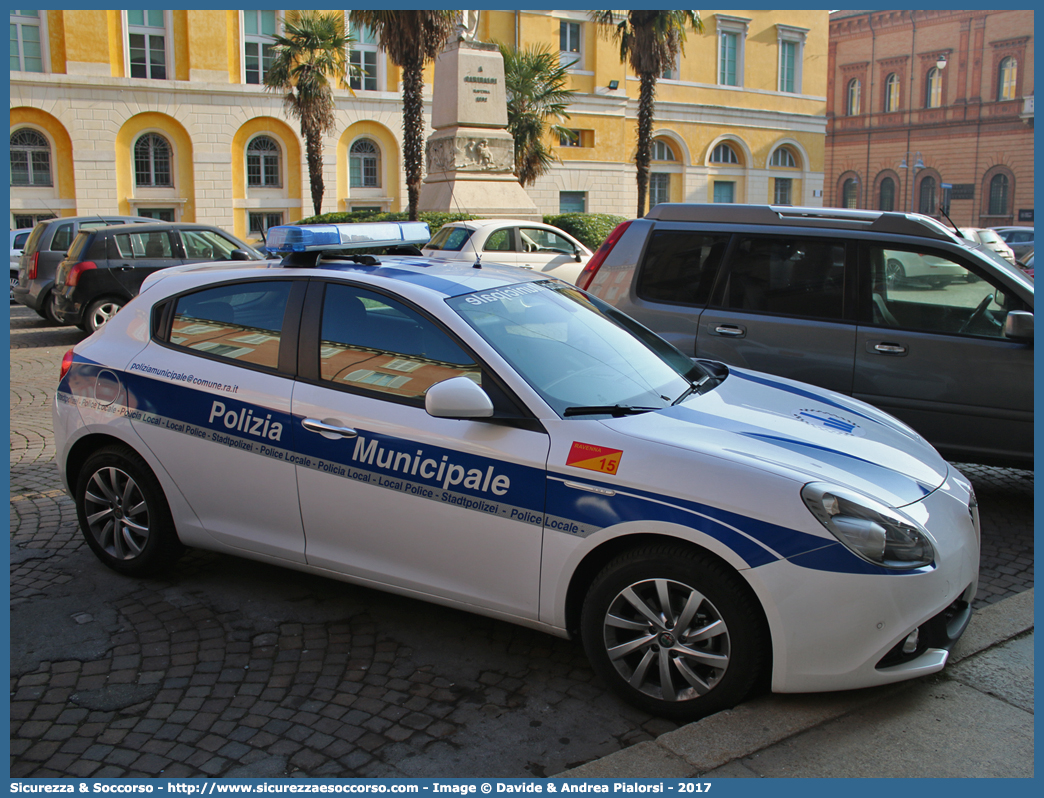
[53,223,261,332]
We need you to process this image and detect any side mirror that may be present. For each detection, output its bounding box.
[1004,310,1034,341]
[230,249,253,261]
[573,247,583,263]
[425,376,494,419]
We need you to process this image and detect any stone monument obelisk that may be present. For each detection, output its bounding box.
[418,26,539,220]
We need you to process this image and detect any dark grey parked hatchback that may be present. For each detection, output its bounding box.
[52,223,261,332]
[581,204,1034,469]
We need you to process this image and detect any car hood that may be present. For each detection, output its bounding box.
[605,367,948,508]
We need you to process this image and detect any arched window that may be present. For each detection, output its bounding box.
[988,174,1009,216]
[885,73,901,112]
[879,177,895,212]
[651,139,676,161]
[247,135,281,187]
[134,133,172,187]
[925,67,942,108]
[842,178,859,209]
[918,176,936,215]
[770,147,797,168]
[710,143,739,164]
[10,129,52,186]
[349,139,380,188]
[997,57,1017,101]
[846,78,861,116]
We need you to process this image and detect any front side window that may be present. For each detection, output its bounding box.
[988,174,1009,216]
[449,281,701,417]
[135,133,172,187]
[320,283,478,400]
[167,281,294,370]
[10,10,43,72]
[846,78,861,115]
[247,135,281,187]
[127,9,167,80]
[870,246,1026,338]
[349,139,380,188]
[181,229,247,261]
[244,9,277,85]
[710,143,739,165]
[885,73,900,112]
[560,21,581,69]
[919,176,936,215]
[925,67,942,108]
[879,177,895,212]
[997,57,1017,101]
[649,173,670,207]
[719,236,847,321]
[519,228,576,255]
[10,129,52,186]
[349,23,379,91]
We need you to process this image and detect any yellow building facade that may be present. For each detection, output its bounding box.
[10,9,827,241]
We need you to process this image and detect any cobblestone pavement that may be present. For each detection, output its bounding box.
[9,306,1034,778]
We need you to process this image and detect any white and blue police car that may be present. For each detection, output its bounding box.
[53,221,979,720]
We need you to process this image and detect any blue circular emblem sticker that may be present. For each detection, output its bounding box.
[795,409,865,436]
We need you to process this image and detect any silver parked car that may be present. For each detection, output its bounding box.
[991,226,1034,261]
[581,204,1033,469]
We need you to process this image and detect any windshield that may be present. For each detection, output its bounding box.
[448,281,707,417]
[425,226,473,252]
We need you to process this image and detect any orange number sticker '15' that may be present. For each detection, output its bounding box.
[566,442,623,475]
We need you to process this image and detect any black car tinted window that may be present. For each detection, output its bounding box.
[113,231,175,259]
[717,235,846,321]
[637,230,729,305]
[168,281,293,370]
[50,223,74,252]
[65,232,92,261]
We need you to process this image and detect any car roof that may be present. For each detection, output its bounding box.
[88,222,217,235]
[446,219,564,231]
[38,215,151,226]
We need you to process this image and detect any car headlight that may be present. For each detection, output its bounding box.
[801,482,934,569]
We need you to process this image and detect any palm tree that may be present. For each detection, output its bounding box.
[348,11,457,221]
[498,43,576,188]
[265,11,349,217]
[591,11,702,217]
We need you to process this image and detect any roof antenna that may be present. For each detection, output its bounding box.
[473,252,482,269]
[938,205,962,239]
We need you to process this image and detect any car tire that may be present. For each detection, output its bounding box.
[84,297,124,333]
[75,445,184,575]
[885,259,905,288]
[580,544,767,721]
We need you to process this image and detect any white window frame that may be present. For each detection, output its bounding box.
[769,147,797,169]
[649,173,671,207]
[10,127,53,187]
[710,143,740,165]
[134,132,174,188]
[124,9,172,81]
[348,20,383,92]
[847,78,861,115]
[651,139,676,162]
[885,73,901,113]
[773,177,792,205]
[349,138,382,189]
[925,67,942,108]
[10,10,48,73]
[715,15,750,88]
[776,24,807,94]
[246,135,283,188]
[997,57,1017,101]
[248,211,285,238]
[242,9,281,85]
[560,20,583,70]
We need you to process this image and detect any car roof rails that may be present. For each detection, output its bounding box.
[645,204,957,243]
[266,221,431,266]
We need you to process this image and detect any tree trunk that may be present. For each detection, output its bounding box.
[401,56,425,222]
[635,72,657,218]
[303,120,325,217]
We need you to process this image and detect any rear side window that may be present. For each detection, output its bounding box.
[65,232,92,261]
[166,281,293,370]
[426,226,473,252]
[13,231,30,249]
[716,235,847,321]
[23,224,46,254]
[637,231,729,306]
[112,231,175,259]
[50,223,75,252]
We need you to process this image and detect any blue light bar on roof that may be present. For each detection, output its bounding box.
[265,221,431,254]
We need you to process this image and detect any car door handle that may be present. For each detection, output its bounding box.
[713,324,746,337]
[871,342,908,355]
[302,418,358,439]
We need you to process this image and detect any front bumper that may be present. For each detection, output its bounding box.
[749,472,979,693]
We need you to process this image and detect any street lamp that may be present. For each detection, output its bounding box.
[899,151,925,213]
[936,53,947,71]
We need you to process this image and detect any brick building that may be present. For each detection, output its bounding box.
[825,9,1033,228]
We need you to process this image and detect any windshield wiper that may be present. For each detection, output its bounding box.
[563,405,661,417]
[672,374,712,406]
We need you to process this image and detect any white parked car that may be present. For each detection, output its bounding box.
[882,248,970,288]
[422,219,592,284]
[10,227,32,302]
[960,227,1016,264]
[54,221,979,720]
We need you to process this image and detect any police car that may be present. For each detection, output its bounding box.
[53,221,979,720]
